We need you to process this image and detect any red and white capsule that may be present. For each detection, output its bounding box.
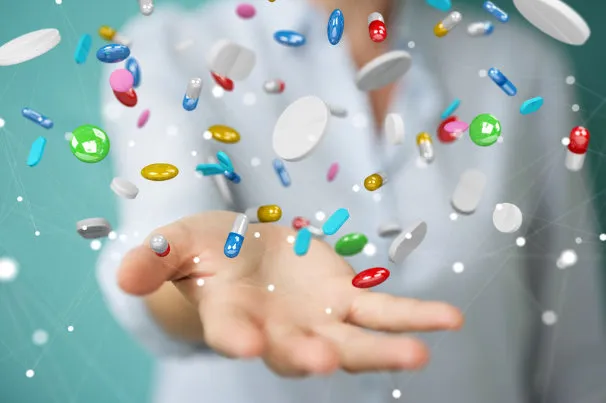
[565,126,590,172]
[150,234,170,257]
[263,79,285,94]
[368,12,387,43]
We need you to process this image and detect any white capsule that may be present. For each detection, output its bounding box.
[442,11,463,30]
[368,12,384,25]
[113,34,132,47]
[263,79,285,94]
[467,21,494,36]
[186,78,202,99]
[231,213,249,235]
[138,0,154,16]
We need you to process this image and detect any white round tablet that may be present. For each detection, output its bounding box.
[0,29,61,67]
[110,177,139,199]
[273,96,330,161]
[384,113,404,145]
[76,218,112,239]
[378,222,402,237]
[206,39,256,81]
[388,221,427,264]
[513,0,590,46]
[355,50,412,92]
[492,203,523,233]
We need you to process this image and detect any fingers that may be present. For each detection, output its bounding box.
[316,323,429,373]
[347,292,464,333]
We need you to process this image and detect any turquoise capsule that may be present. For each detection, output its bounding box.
[294,228,312,256]
[327,9,344,45]
[74,34,92,64]
[96,44,130,63]
[426,0,451,11]
[274,30,306,47]
[440,98,460,119]
[27,136,46,167]
[322,208,350,236]
[520,97,544,115]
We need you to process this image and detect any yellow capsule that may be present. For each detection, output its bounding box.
[246,205,282,223]
[141,163,179,181]
[206,125,241,144]
[416,132,435,163]
[363,172,387,192]
[99,26,116,41]
[433,23,448,37]
[416,132,432,145]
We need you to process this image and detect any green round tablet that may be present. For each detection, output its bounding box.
[335,233,368,256]
[468,113,501,147]
[70,124,110,163]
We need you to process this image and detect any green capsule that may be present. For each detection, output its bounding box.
[335,233,368,256]
[70,124,110,163]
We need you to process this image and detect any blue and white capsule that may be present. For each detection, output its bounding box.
[224,213,249,258]
[483,1,508,23]
[274,30,306,47]
[467,21,494,36]
[22,108,53,129]
[182,78,202,111]
[272,159,291,187]
[327,9,344,45]
[488,68,517,96]
[74,34,92,64]
[125,58,141,88]
[96,44,131,63]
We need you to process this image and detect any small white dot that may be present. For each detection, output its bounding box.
[202,131,212,140]
[254,232,261,238]
[67,326,74,332]
[286,235,295,244]
[212,86,225,98]
[166,125,179,136]
[55,0,62,4]
[352,113,369,129]
[392,389,402,399]
[561,137,570,146]
[315,211,326,221]
[267,284,275,292]
[516,237,526,247]
[497,136,504,143]
[16,196,23,202]
[108,231,117,240]
[128,140,135,147]
[452,262,464,273]
[404,232,412,240]
[557,249,577,269]
[571,104,580,112]
[407,41,415,49]
[193,256,200,264]
[0,258,18,282]
[119,234,128,242]
[25,369,35,378]
[251,157,261,167]
[449,212,458,221]
[372,193,382,202]
[196,278,205,287]
[0,117,5,128]
[64,132,73,141]
[542,311,557,325]
[478,69,487,77]
[363,243,377,257]
[565,75,576,85]
[90,240,102,251]
[352,184,361,192]
[599,233,606,241]
[32,330,49,346]
[325,307,332,314]
[191,150,198,157]
[34,231,40,237]
[103,102,123,121]
[575,237,582,244]
[243,92,257,106]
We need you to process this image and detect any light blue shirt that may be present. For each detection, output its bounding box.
[97,1,606,402]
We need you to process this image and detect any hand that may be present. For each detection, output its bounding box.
[118,211,463,377]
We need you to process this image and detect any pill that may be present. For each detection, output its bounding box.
[76,218,112,239]
[70,125,110,163]
[207,39,256,81]
[137,109,150,128]
[292,217,310,230]
[441,99,460,119]
[98,26,131,47]
[294,228,312,256]
[377,222,402,237]
[434,11,462,37]
[335,233,368,256]
[125,58,141,88]
[437,116,460,143]
[236,3,256,19]
[426,0,451,12]
[272,159,291,187]
[0,29,61,67]
[109,69,134,92]
[223,171,241,183]
[492,203,523,233]
[388,221,427,264]
[74,34,91,64]
[263,79,285,94]
[451,169,487,214]
[96,44,130,63]
[150,235,170,257]
[355,50,412,92]
[141,163,179,181]
[483,1,509,22]
[21,108,53,129]
[183,78,202,111]
[27,136,46,167]
[328,104,348,118]
[368,12,387,42]
[385,113,404,145]
[307,225,325,237]
[211,71,234,91]
[352,267,390,289]
[322,208,349,236]
[416,132,435,163]
[467,21,494,36]
[468,113,501,146]
[274,30,306,47]
[206,125,240,144]
[138,0,154,16]
[245,205,282,223]
[444,120,469,134]
[488,67,517,96]
[327,9,344,45]
[364,172,387,191]
[110,177,139,199]
[114,88,138,107]
[566,126,589,172]
[224,213,248,258]
[196,163,225,176]
[216,151,234,173]
[520,97,544,115]
[273,96,330,161]
[327,162,339,182]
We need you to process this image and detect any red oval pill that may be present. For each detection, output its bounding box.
[211,71,234,91]
[437,115,459,143]
[292,216,310,231]
[352,267,390,289]
[113,88,138,107]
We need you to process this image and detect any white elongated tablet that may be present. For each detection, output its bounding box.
[492,203,523,233]
[273,96,330,161]
[388,221,427,263]
[0,29,61,66]
[385,113,404,145]
[110,177,139,199]
[355,50,412,91]
[328,104,348,118]
[378,222,402,237]
[513,0,590,45]
[451,169,487,214]
[76,218,112,239]
[206,39,256,81]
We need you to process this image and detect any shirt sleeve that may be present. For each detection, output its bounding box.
[95,9,228,357]
[526,45,606,403]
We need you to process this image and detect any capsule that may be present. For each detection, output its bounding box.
[74,34,92,64]
[98,26,131,47]
[364,172,387,191]
[22,108,53,129]
[483,1,508,23]
[150,234,170,257]
[467,21,494,36]
[434,11,462,37]
[139,0,154,16]
[211,72,234,91]
[416,132,435,163]
[183,78,202,111]
[223,170,241,183]
[272,159,291,187]
[292,216,310,230]
[566,126,590,172]
[245,205,282,223]
[368,12,387,42]
[263,79,285,94]
[224,214,249,258]
[125,58,141,88]
[488,67,517,96]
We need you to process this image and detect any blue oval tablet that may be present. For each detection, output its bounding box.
[74,34,92,64]
[96,44,131,63]
[327,9,344,45]
[27,136,46,167]
[274,30,306,47]
[322,208,350,236]
[426,0,452,11]
[520,97,544,115]
[294,228,312,256]
[441,98,461,119]
[125,57,141,87]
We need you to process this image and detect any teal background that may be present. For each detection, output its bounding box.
[0,0,604,402]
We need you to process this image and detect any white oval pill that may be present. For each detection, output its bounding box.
[76,218,112,239]
[388,221,427,264]
[492,203,523,233]
[328,104,348,118]
[451,169,487,214]
[110,177,139,199]
[0,29,61,67]
[385,113,404,145]
[206,39,256,81]
[355,50,412,92]
[378,222,402,237]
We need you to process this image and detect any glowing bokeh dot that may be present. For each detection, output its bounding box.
[254,232,261,238]
[196,278,205,287]
[34,231,40,236]
[392,389,402,399]
[55,0,62,4]
[452,262,464,273]
[193,256,200,264]
[0,257,19,282]
[286,235,295,244]
[243,92,256,105]
[32,329,49,346]
[17,196,23,202]
[315,211,326,221]
[571,104,580,112]
[407,41,415,49]
[542,311,557,325]
[0,117,5,128]
[67,325,74,332]
[191,150,197,157]
[600,233,606,241]
[267,284,275,292]
[449,212,458,221]
[90,240,102,251]
[108,231,117,240]
[212,86,225,98]
[251,157,261,167]
[516,237,526,247]
[352,184,361,192]
[478,69,487,77]
[561,137,570,146]
[363,243,376,257]
[25,370,35,378]
[565,75,575,85]
[325,308,332,314]
[575,237,582,244]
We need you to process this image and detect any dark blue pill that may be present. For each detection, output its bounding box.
[274,30,306,47]
[96,44,131,63]
[327,9,344,45]
[487,68,507,86]
[125,58,141,87]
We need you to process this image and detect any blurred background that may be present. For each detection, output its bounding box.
[0,0,604,402]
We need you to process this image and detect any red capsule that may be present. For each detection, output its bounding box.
[368,12,387,43]
[211,71,234,92]
[113,88,138,107]
[437,115,459,143]
[292,216,310,230]
[568,126,590,154]
[352,267,390,289]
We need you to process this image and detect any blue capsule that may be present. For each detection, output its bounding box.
[483,1,508,23]
[426,0,451,11]
[488,68,517,96]
[294,228,312,256]
[272,159,291,187]
[96,44,130,63]
[21,108,53,129]
[327,9,344,45]
[74,34,92,64]
[224,214,248,258]
[125,58,141,88]
[520,97,544,115]
[440,98,461,119]
[274,30,306,47]
[27,136,46,167]
[224,170,241,184]
[322,208,350,236]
